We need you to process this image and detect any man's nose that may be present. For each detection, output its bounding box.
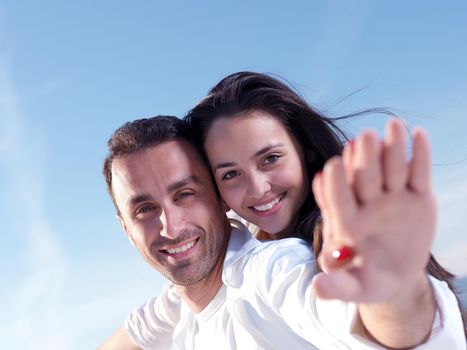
[160,208,183,239]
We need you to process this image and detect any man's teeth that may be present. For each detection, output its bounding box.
[253,196,281,212]
[167,240,195,254]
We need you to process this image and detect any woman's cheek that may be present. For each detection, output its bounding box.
[219,185,243,212]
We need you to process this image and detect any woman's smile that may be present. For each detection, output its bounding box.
[204,110,309,236]
[249,192,285,215]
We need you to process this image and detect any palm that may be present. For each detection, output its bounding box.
[312,119,436,303]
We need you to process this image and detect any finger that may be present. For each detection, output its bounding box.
[342,139,355,185]
[312,171,334,238]
[312,171,326,211]
[317,227,335,273]
[321,157,358,241]
[311,270,362,301]
[409,127,431,193]
[352,131,383,203]
[383,118,408,192]
[319,244,355,272]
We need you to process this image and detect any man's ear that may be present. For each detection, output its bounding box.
[117,214,136,246]
[221,199,230,213]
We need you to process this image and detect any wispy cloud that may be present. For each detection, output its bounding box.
[0,56,71,348]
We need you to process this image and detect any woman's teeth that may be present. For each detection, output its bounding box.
[253,196,282,212]
[167,240,195,254]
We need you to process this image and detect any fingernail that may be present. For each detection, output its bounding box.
[331,246,354,263]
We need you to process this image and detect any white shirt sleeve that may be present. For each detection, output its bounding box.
[125,283,181,349]
[254,239,466,349]
[345,277,466,349]
[414,277,466,349]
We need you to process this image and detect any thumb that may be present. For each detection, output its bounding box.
[312,270,362,302]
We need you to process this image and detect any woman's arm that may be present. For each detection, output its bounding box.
[312,119,462,348]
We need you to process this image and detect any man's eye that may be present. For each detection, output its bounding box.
[136,205,154,215]
[174,191,193,201]
[264,154,280,165]
[222,170,240,180]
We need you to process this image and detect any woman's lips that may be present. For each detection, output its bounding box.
[250,193,285,216]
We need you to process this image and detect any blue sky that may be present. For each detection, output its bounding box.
[1,1,466,348]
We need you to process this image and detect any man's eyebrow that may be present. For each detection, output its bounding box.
[167,175,200,193]
[125,176,199,208]
[127,194,152,208]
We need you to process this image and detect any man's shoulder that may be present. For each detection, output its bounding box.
[249,237,314,268]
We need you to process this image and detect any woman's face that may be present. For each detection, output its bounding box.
[204,110,309,239]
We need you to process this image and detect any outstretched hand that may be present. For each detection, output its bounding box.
[311,118,436,303]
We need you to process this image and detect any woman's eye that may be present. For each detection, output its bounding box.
[222,170,240,180]
[264,154,280,165]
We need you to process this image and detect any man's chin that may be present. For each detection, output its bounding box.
[164,270,206,287]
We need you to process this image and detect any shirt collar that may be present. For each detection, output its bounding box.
[222,219,261,287]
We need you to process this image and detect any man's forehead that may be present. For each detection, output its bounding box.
[111,140,210,194]
[146,139,202,164]
[114,139,200,169]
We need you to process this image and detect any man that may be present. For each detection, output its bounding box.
[99,116,464,349]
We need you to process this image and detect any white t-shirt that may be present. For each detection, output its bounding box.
[126,221,465,349]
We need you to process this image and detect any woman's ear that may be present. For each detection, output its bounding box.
[117,214,136,246]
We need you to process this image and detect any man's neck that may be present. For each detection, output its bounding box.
[176,225,231,313]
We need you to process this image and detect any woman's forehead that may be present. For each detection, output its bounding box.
[204,113,299,161]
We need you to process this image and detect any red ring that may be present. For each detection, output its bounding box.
[331,246,354,262]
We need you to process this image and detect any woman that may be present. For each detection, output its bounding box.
[186,72,343,254]
[185,71,466,327]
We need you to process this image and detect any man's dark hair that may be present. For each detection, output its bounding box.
[102,115,207,213]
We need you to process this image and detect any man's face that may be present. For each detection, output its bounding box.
[111,139,229,286]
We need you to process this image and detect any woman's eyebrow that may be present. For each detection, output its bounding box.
[252,143,284,159]
[213,161,236,171]
[213,143,285,171]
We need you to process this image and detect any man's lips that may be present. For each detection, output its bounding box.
[160,238,199,256]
